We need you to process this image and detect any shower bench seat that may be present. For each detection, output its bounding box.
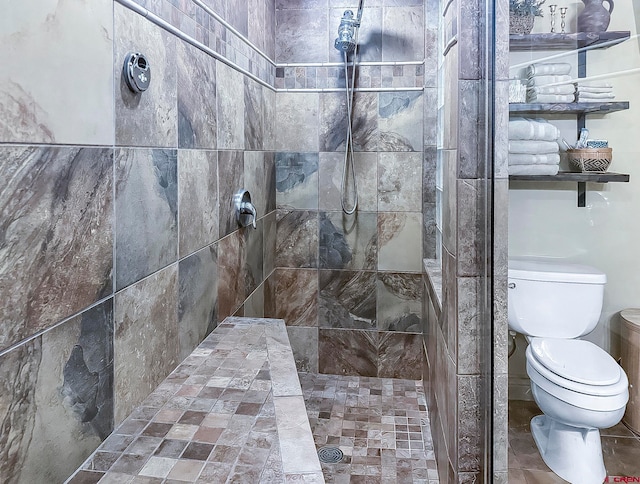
[66,317,324,483]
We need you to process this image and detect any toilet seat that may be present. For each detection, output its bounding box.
[530,337,621,385]
[526,340,629,412]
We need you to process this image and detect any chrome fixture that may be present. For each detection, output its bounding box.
[123,52,151,93]
[234,189,257,229]
[334,1,365,215]
[334,10,359,52]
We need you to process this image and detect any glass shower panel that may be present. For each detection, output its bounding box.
[506,2,640,481]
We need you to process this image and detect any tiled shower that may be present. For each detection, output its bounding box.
[0,0,500,483]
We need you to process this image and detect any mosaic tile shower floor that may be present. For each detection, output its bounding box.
[299,372,439,484]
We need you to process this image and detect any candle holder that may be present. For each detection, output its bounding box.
[549,5,557,33]
[560,7,568,34]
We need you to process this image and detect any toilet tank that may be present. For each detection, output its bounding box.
[508,258,607,338]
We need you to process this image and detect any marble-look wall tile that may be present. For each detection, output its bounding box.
[378,92,423,151]
[178,149,218,258]
[0,146,113,351]
[382,6,424,61]
[217,62,245,149]
[248,0,266,53]
[217,230,246,320]
[218,150,244,238]
[275,9,328,63]
[245,151,268,219]
[268,269,319,327]
[177,42,217,149]
[276,93,320,152]
[115,148,178,290]
[442,246,458,360]
[458,80,481,179]
[244,283,265,318]
[378,152,423,211]
[178,244,218,361]
[458,1,481,81]
[0,300,114,484]
[319,212,377,270]
[318,152,378,212]
[378,212,423,272]
[378,332,423,379]
[319,270,377,330]
[457,179,480,276]
[457,277,480,375]
[442,149,457,255]
[423,202,437,260]
[244,217,264,296]
[265,0,277,60]
[226,0,249,37]
[263,211,277,278]
[263,86,276,152]
[319,329,378,377]
[352,93,380,152]
[245,78,264,150]
[115,3,177,147]
[458,375,481,472]
[0,0,113,145]
[319,92,348,152]
[276,152,319,210]
[276,210,318,268]
[287,327,319,373]
[377,273,422,332]
[114,265,179,425]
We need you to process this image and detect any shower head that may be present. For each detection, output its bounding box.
[334,10,358,52]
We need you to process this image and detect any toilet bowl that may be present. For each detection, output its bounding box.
[508,258,630,484]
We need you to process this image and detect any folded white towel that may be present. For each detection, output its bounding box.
[526,63,572,77]
[576,81,613,88]
[509,153,561,165]
[508,118,560,141]
[576,86,614,94]
[509,140,559,154]
[576,92,616,100]
[527,75,572,87]
[527,93,575,103]
[528,84,576,95]
[509,164,560,176]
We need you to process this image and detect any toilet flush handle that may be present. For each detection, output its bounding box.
[508,282,516,289]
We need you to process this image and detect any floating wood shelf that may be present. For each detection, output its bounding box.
[509,102,629,115]
[509,171,630,206]
[509,172,630,183]
[509,31,630,51]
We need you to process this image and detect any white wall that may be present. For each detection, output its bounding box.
[508,2,640,389]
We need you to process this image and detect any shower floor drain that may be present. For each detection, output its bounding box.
[318,446,344,463]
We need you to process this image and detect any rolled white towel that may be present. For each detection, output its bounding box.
[528,84,576,95]
[509,164,560,176]
[526,93,575,103]
[509,153,561,165]
[576,81,613,88]
[527,75,572,87]
[575,85,614,94]
[526,63,572,77]
[576,92,616,100]
[509,140,559,154]
[508,118,559,141]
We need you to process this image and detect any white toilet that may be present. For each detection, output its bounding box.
[508,257,629,484]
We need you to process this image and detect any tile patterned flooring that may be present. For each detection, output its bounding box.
[300,372,439,484]
[66,318,322,484]
[509,399,640,483]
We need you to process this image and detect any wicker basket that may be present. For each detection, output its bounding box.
[567,148,613,172]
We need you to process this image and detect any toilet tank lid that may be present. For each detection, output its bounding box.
[508,258,606,284]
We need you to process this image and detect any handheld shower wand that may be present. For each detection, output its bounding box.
[334,2,365,215]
